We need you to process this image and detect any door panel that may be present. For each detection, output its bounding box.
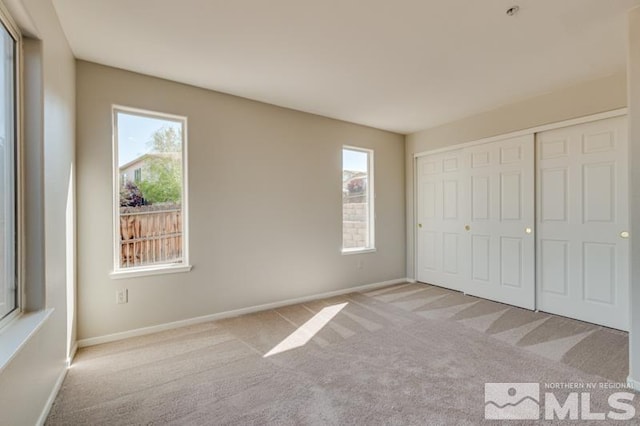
[416,135,535,309]
[416,151,467,291]
[443,180,459,219]
[537,116,629,330]
[471,234,491,282]
[540,168,568,221]
[582,162,615,223]
[443,233,459,274]
[501,172,522,220]
[540,239,569,295]
[501,237,522,288]
[583,242,615,304]
[421,231,437,271]
[465,135,535,309]
[423,182,436,218]
[472,176,490,220]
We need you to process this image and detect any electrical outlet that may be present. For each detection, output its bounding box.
[116,288,128,304]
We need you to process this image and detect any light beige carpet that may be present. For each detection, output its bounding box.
[47,283,634,425]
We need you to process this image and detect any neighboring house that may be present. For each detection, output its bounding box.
[119,153,179,185]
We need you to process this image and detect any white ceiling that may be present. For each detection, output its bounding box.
[52,0,640,134]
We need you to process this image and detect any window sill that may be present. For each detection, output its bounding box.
[0,309,54,375]
[110,264,193,280]
[341,248,377,255]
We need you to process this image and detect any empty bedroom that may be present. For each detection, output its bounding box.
[0,0,639,424]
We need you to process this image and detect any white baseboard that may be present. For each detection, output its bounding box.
[78,278,408,348]
[406,278,417,283]
[36,365,68,426]
[67,342,78,367]
[627,376,640,392]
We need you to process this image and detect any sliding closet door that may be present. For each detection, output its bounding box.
[537,116,629,330]
[465,135,535,309]
[416,135,535,309]
[416,150,467,291]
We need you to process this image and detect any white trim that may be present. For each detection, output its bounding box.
[341,248,377,255]
[110,264,192,280]
[112,104,187,122]
[0,2,24,327]
[413,108,628,158]
[0,0,22,41]
[412,154,418,281]
[0,0,39,39]
[406,278,417,283]
[627,376,640,392]
[67,342,78,367]
[342,145,375,251]
[35,340,77,425]
[17,20,27,317]
[0,309,21,332]
[0,309,53,374]
[78,278,408,347]
[111,105,190,274]
[36,364,68,426]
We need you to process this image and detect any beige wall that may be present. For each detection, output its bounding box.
[405,72,627,278]
[76,61,405,341]
[0,0,76,424]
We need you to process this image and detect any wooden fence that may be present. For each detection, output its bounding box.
[119,207,182,268]
[343,193,367,204]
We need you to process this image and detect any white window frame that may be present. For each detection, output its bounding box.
[0,2,23,328]
[110,105,191,279]
[341,146,375,254]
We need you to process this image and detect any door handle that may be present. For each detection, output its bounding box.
[464,225,470,231]
[620,231,630,239]
[525,227,532,234]
[418,223,422,228]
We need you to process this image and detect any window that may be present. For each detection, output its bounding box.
[342,147,374,253]
[0,15,18,319]
[113,107,189,275]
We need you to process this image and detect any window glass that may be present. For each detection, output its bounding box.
[342,147,374,251]
[0,21,16,319]
[115,110,186,269]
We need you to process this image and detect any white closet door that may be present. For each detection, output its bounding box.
[537,116,629,330]
[416,150,467,291]
[465,135,535,309]
[416,135,535,309]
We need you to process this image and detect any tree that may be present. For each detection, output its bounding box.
[148,126,181,153]
[120,181,145,207]
[137,127,183,204]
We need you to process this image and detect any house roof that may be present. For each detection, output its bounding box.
[118,152,178,171]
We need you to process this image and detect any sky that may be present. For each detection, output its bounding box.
[343,148,368,172]
[117,112,182,166]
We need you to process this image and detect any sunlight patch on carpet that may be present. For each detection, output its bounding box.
[264,303,348,357]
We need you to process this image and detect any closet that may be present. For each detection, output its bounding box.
[415,114,629,330]
[536,116,628,330]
